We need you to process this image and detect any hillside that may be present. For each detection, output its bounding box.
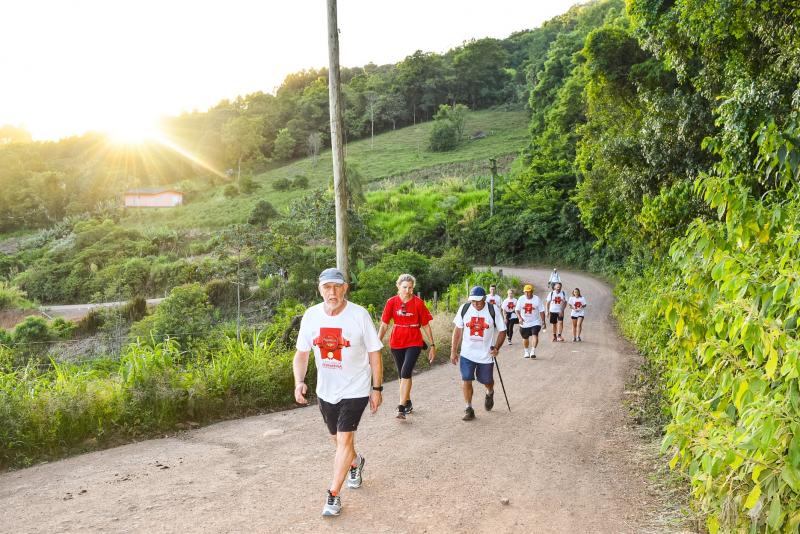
[119,109,528,231]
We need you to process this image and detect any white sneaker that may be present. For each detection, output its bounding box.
[507,339,512,345]
[523,349,530,359]
[322,491,342,516]
[531,349,536,359]
[346,454,365,488]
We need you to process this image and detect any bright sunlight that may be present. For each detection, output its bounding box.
[104,115,160,145]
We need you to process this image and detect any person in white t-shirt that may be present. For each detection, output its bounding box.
[450,286,506,421]
[546,282,568,342]
[501,288,518,346]
[293,268,384,517]
[515,284,545,358]
[548,268,562,290]
[486,284,501,308]
[568,287,588,342]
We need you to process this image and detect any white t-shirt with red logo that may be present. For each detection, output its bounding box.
[453,303,507,364]
[547,290,568,314]
[515,295,545,327]
[501,297,518,319]
[568,296,587,317]
[296,301,383,404]
[486,293,501,308]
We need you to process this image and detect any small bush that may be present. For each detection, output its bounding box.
[239,175,260,194]
[273,177,292,191]
[205,279,239,309]
[223,184,239,198]
[76,308,105,335]
[12,316,52,350]
[248,200,278,226]
[292,175,309,189]
[429,120,459,152]
[0,282,29,310]
[50,317,77,339]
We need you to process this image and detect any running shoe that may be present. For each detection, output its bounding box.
[573,337,577,342]
[523,349,530,359]
[531,349,537,359]
[553,335,557,342]
[577,336,582,342]
[404,399,413,414]
[462,407,475,421]
[346,454,365,489]
[507,339,512,345]
[485,392,494,411]
[322,491,342,516]
[396,404,406,420]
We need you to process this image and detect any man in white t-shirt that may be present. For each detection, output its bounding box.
[486,284,501,308]
[548,268,562,290]
[546,282,568,342]
[515,284,546,359]
[293,268,384,517]
[450,286,506,421]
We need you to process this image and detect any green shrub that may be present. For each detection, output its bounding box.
[0,282,30,310]
[429,120,459,152]
[76,308,105,335]
[204,279,238,309]
[12,316,52,346]
[273,177,292,191]
[292,175,309,189]
[130,283,213,345]
[50,317,77,339]
[223,184,239,198]
[239,175,259,194]
[248,200,278,226]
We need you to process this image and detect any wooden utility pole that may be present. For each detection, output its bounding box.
[327,0,349,279]
[489,157,498,217]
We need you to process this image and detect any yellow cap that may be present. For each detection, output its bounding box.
[523,284,533,292]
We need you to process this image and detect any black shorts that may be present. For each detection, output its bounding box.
[391,346,422,379]
[519,325,541,338]
[319,396,369,435]
[549,312,564,324]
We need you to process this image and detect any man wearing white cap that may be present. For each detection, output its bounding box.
[293,268,384,517]
[450,286,506,421]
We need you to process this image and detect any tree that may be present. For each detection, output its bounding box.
[248,200,278,226]
[307,131,322,165]
[272,128,295,161]
[221,116,264,186]
[452,38,510,108]
[428,104,469,152]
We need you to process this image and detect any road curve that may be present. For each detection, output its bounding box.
[0,268,665,533]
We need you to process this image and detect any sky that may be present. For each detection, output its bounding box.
[0,0,579,141]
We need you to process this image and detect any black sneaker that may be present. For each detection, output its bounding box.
[404,399,413,414]
[396,404,406,420]
[462,407,475,421]
[485,392,495,411]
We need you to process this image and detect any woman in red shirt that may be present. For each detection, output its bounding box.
[378,273,436,419]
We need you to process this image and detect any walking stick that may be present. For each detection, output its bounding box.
[493,356,511,412]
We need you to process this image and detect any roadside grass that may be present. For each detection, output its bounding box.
[0,311,455,470]
[120,110,528,232]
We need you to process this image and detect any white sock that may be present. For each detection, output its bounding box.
[465,403,472,409]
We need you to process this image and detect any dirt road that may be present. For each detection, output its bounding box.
[0,268,668,533]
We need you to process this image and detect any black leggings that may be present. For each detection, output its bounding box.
[506,316,518,340]
[391,346,422,379]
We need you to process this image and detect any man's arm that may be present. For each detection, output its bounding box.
[368,350,383,413]
[450,326,462,364]
[293,350,310,404]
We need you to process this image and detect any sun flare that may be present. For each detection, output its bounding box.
[104,116,161,145]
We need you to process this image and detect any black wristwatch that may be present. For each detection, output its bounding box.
[372,386,384,392]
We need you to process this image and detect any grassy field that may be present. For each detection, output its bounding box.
[120,109,529,232]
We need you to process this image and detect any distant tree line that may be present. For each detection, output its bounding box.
[0,31,544,234]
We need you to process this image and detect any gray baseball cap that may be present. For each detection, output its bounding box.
[318,268,346,285]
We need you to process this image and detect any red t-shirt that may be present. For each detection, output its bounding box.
[380,295,433,349]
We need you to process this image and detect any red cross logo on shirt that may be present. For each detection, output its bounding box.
[554,296,563,305]
[524,303,533,314]
[313,327,350,361]
[506,302,515,311]
[574,301,583,309]
[466,316,488,337]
